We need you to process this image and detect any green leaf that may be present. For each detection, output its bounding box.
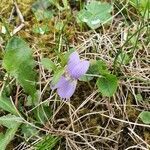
[51,68,65,85]
[79,75,93,82]
[87,60,109,75]
[117,51,130,65]
[129,0,150,10]
[61,48,75,66]
[34,10,53,21]
[21,124,38,139]
[33,25,50,35]
[96,73,118,97]
[77,1,112,29]
[136,93,143,102]
[32,0,53,21]
[0,96,18,115]
[79,60,109,82]
[34,105,52,124]
[0,114,22,129]
[41,58,56,71]
[0,114,21,150]
[0,124,20,150]
[3,36,37,103]
[35,135,60,150]
[32,0,52,11]
[139,111,150,124]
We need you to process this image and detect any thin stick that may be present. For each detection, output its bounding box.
[11,0,25,36]
[13,0,24,23]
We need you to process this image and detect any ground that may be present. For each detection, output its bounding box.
[0,0,150,150]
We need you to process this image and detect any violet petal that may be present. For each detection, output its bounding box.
[68,51,80,66]
[55,76,77,99]
[68,60,90,79]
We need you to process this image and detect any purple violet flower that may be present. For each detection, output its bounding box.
[52,51,89,99]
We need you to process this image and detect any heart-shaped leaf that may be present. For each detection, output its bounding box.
[96,73,118,97]
[77,1,113,29]
[139,111,150,124]
[88,60,109,75]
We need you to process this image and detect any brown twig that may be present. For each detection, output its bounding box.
[10,0,25,36]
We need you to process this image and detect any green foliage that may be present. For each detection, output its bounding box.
[32,0,52,10]
[136,93,143,101]
[21,124,38,140]
[41,58,57,71]
[129,0,150,19]
[34,10,53,21]
[79,75,93,82]
[60,49,75,66]
[88,60,109,75]
[31,0,53,36]
[0,114,22,129]
[0,114,21,150]
[35,135,60,150]
[79,60,109,82]
[77,1,113,29]
[32,0,53,21]
[139,111,150,124]
[3,36,37,104]
[32,0,69,11]
[51,68,65,85]
[55,21,64,31]
[33,25,50,35]
[96,73,118,97]
[117,51,130,65]
[0,96,18,115]
[79,60,118,96]
[34,105,52,124]
[0,126,20,150]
